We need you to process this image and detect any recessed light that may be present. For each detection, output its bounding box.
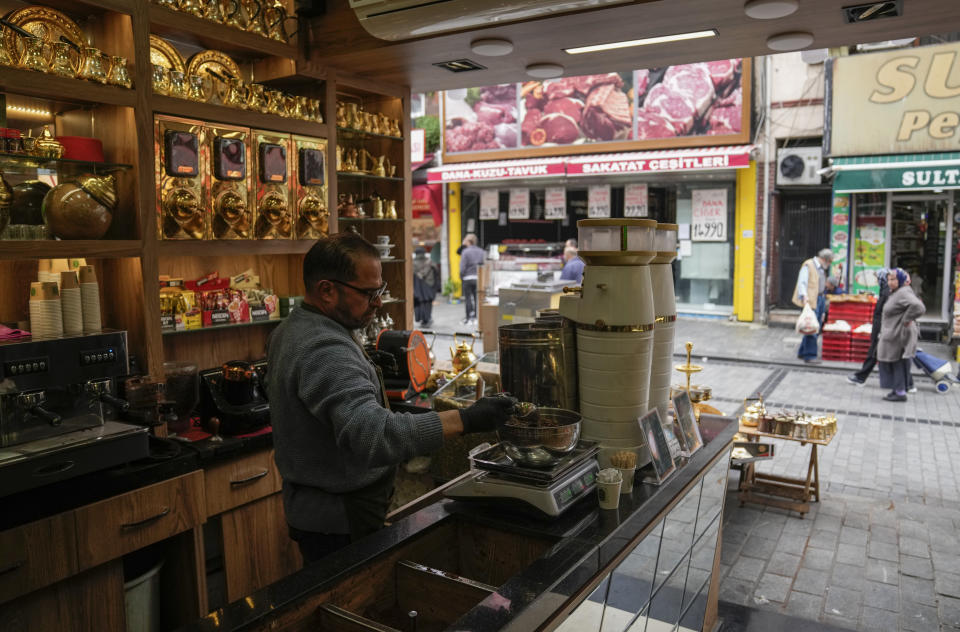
[766,31,814,51]
[564,30,717,55]
[526,63,564,78]
[470,38,514,57]
[744,0,799,19]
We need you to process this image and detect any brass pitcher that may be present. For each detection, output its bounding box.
[374,155,391,178]
[371,194,384,219]
[344,102,360,129]
[78,47,108,84]
[223,0,247,29]
[108,56,132,88]
[385,198,398,219]
[242,0,267,36]
[450,334,478,374]
[20,37,48,73]
[264,1,292,41]
[204,0,225,22]
[336,102,347,127]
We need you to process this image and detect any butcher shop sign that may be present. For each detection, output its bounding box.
[830,41,960,155]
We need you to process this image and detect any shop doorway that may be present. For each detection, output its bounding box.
[889,193,954,322]
[777,191,832,307]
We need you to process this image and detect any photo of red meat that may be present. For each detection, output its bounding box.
[634,58,745,141]
[519,72,632,147]
[444,83,519,152]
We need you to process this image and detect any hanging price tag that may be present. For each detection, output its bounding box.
[624,184,649,217]
[479,189,499,220]
[509,188,530,220]
[588,185,611,218]
[544,187,566,220]
[691,189,727,241]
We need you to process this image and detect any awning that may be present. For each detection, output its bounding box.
[427,157,566,183]
[832,152,960,193]
[565,145,754,176]
[426,146,755,183]
[411,184,443,226]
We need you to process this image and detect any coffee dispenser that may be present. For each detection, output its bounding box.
[206,123,253,239]
[292,135,328,239]
[0,331,149,496]
[156,115,207,240]
[252,130,293,239]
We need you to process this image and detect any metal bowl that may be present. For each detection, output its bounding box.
[497,407,582,457]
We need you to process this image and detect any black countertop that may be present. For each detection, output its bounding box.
[176,415,736,632]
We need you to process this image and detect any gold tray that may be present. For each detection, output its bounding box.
[187,49,241,103]
[149,34,186,74]
[4,6,85,66]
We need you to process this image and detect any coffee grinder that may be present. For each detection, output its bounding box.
[292,135,329,239]
[156,115,206,240]
[206,122,253,239]
[252,130,293,239]
[0,330,149,496]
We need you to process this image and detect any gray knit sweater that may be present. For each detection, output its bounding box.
[266,306,444,533]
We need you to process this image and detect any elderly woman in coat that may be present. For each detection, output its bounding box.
[877,268,924,402]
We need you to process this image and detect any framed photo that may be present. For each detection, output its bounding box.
[639,409,676,485]
[672,391,704,456]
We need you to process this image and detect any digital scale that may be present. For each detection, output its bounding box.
[444,441,601,518]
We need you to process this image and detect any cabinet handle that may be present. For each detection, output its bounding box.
[121,507,170,531]
[0,560,24,576]
[230,469,269,486]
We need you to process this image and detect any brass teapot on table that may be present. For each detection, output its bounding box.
[450,334,480,388]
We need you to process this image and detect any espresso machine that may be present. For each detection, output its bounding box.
[0,330,149,497]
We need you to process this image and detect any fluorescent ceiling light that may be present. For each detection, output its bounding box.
[564,29,717,55]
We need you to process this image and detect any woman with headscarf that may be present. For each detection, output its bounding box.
[876,268,924,402]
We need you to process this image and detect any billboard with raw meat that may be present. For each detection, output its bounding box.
[441,58,749,161]
[635,59,745,140]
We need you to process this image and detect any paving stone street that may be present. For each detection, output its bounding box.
[429,302,960,630]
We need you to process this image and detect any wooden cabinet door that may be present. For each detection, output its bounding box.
[0,512,78,604]
[220,493,301,601]
[74,470,205,570]
[204,448,282,518]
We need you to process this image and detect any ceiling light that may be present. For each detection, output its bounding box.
[526,63,564,78]
[565,30,717,55]
[744,0,799,19]
[766,31,814,51]
[470,38,514,57]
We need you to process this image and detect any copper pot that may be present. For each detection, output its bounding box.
[42,174,116,240]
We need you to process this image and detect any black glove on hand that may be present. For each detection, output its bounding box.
[461,395,518,434]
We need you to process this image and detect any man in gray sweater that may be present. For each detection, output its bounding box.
[267,232,515,564]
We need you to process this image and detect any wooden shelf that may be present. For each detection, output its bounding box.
[158,240,316,257]
[337,172,404,182]
[152,95,327,137]
[0,67,136,108]
[337,127,403,142]
[0,240,142,259]
[161,318,283,336]
[337,217,403,223]
[148,4,298,59]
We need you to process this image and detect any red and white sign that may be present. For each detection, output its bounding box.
[509,188,530,220]
[544,187,566,220]
[691,189,727,241]
[427,158,566,183]
[479,189,499,220]
[410,129,426,164]
[624,184,649,217]
[588,185,611,218]
[566,146,752,176]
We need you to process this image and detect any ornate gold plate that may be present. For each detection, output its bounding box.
[149,34,186,74]
[186,49,241,82]
[4,6,85,66]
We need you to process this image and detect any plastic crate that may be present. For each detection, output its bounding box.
[823,349,852,362]
[828,301,876,323]
[822,331,852,349]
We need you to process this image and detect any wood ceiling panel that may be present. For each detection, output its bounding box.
[307,0,960,92]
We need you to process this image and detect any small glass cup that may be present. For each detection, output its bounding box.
[49,41,76,78]
[78,46,108,83]
[152,63,170,95]
[168,70,187,98]
[186,74,205,101]
[108,55,132,88]
[20,37,49,73]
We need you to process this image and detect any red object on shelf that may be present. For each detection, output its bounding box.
[56,136,105,162]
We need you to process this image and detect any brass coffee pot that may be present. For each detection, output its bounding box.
[33,126,64,159]
[264,0,293,41]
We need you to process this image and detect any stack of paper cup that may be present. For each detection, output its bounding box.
[79,265,102,334]
[29,281,64,339]
[60,271,83,337]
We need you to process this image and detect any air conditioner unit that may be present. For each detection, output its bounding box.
[349,0,632,41]
[776,147,823,186]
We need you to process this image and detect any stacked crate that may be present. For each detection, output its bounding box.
[823,297,877,362]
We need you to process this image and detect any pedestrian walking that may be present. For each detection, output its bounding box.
[847,269,889,387]
[413,247,439,327]
[459,233,485,325]
[877,268,924,402]
[793,248,833,364]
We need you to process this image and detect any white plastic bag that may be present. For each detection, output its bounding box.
[795,303,819,335]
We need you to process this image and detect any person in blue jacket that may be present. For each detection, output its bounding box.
[559,246,585,284]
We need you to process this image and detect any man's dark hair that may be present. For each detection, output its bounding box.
[303,232,380,290]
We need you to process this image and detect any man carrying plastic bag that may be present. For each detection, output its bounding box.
[792,248,833,364]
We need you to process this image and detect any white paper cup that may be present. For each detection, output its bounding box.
[597,477,622,509]
[619,467,636,494]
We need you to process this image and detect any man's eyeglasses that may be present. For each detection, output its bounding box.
[331,279,388,303]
